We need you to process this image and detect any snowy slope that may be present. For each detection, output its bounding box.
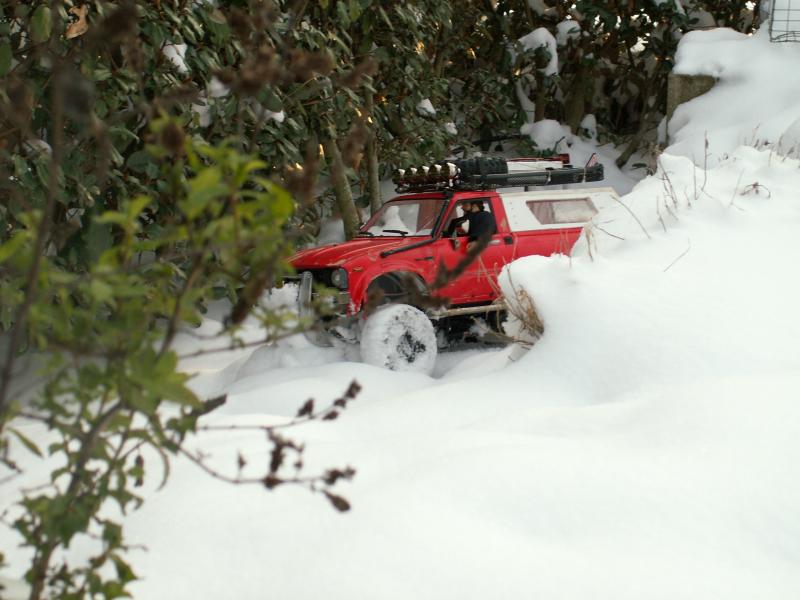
[114,146,800,600]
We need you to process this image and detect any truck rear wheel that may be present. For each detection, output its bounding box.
[360,304,437,374]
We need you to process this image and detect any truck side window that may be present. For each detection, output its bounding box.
[526,199,596,225]
[443,199,493,235]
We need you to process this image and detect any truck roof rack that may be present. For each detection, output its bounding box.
[393,155,604,193]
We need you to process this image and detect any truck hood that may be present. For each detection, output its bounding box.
[290,237,430,268]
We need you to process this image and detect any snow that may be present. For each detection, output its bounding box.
[528,0,557,18]
[777,115,800,158]
[250,101,286,123]
[265,109,285,123]
[579,114,598,140]
[668,28,800,165]
[23,138,52,156]
[514,79,537,122]
[416,98,436,116]
[520,119,639,195]
[4,19,800,600]
[518,28,559,76]
[653,0,686,14]
[162,42,188,74]
[556,19,581,46]
[207,76,229,99]
[315,217,346,245]
[191,77,231,127]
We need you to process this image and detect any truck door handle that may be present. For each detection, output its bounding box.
[415,256,434,261]
[488,239,500,246]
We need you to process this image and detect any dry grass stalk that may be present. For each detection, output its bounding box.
[500,273,545,348]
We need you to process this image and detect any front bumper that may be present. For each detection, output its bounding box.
[295,271,352,347]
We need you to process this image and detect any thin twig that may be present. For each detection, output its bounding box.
[729,170,745,208]
[159,247,208,357]
[610,195,651,240]
[175,325,309,360]
[591,223,625,241]
[663,239,691,272]
[701,131,709,193]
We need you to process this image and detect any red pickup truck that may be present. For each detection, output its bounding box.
[288,156,617,372]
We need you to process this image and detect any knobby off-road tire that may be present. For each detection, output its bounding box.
[452,157,508,178]
[360,304,437,374]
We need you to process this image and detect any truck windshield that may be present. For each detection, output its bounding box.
[358,198,448,237]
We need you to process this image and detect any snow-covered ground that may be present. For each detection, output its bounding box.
[124,146,800,600]
[4,27,800,600]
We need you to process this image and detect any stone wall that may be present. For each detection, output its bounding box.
[666,73,716,142]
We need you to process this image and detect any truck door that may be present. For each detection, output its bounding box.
[432,196,512,303]
[469,196,514,302]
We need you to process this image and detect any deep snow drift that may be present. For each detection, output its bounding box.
[52,144,795,600]
[123,145,800,600]
[4,27,800,600]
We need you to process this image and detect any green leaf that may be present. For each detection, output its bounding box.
[126,150,151,174]
[127,195,151,219]
[336,2,351,28]
[90,279,114,303]
[9,428,43,457]
[92,67,112,82]
[182,167,226,218]
[111,554,137,584]
[102,521,123,545]
[96,211,129,227]
[153,351,178,378]
[189,165,222,194]
[81,219,114,265]
[209,8,227,24]
[349,0,363,21]
[30,6,53,43]
[0,232,28,263]
[103,580,128,599]
[259,89,283,112]
[377,7,394,30]
[109,126,139,144]
[0,43,11,77]
[152,379,201,408]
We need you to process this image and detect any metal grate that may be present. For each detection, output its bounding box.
[770,0,800,42]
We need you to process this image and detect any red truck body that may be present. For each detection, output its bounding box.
[289,185,618,317]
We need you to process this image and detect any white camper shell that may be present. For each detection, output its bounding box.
[499,187,619,232]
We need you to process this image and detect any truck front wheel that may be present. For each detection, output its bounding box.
[360,304,437,374]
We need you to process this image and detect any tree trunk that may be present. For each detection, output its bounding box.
[364,94,382,215]
[615,124,645,169]
[616,75,655,168]
[323,136,360,240]
[564,63,591,132]
[365,134,381,215]
[534,73,548,122]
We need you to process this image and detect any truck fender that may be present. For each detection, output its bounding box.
[364,271,429,312]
